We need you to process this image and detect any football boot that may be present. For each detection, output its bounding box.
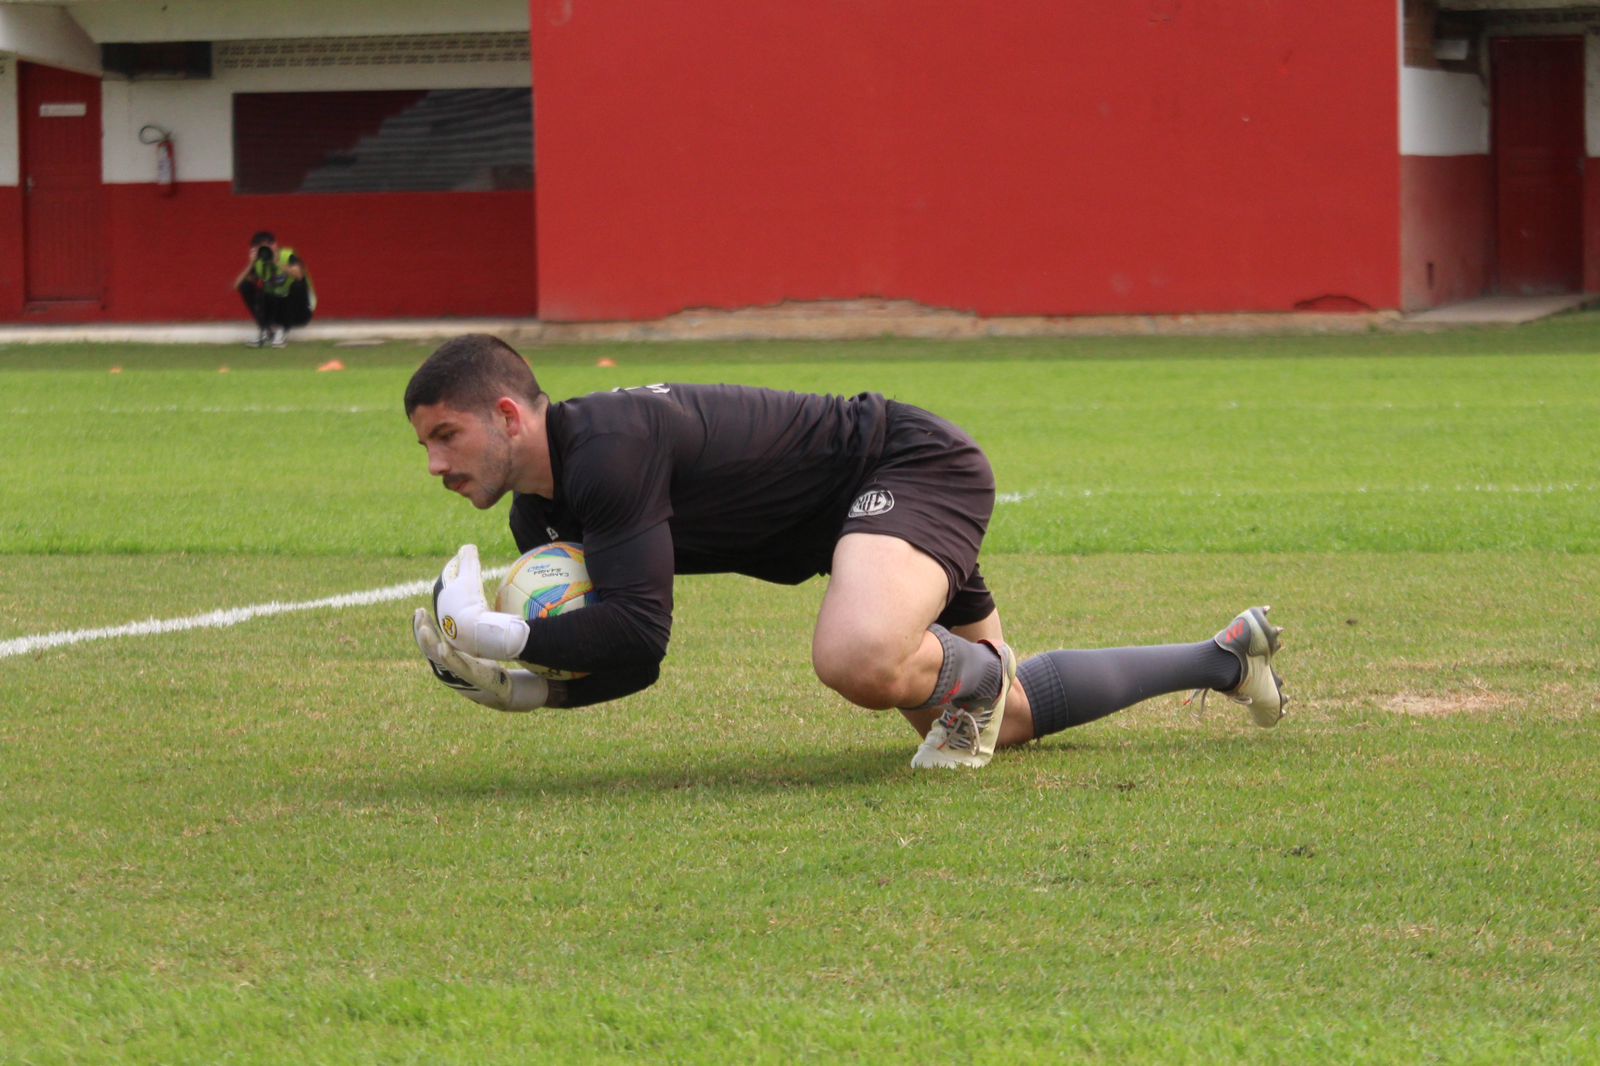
[911,639,1016,769]
[1186,605,1287,727]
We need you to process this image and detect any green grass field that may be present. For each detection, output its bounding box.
[2,320,1598,1063]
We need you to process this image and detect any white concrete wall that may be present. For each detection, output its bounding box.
[1589,35,1600,156]
[0,57,15,185]
[70,0,527,43]
[101,53,532,184]
[1400,67,1489,156]
[0,5,100,73]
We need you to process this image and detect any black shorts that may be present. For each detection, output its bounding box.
[839,401,996,628]
[237,280,314,329]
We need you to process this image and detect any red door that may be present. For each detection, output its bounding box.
[19,62,105,304]
[1492,38,1584,295]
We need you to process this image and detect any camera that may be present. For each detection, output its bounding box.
[255,244,275,264]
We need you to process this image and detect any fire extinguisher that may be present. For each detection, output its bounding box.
[139,124,176,197]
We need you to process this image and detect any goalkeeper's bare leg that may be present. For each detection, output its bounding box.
[813,534,1287,768]
[813,533,1017,768]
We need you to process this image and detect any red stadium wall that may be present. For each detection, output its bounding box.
[529,0,1401,322]
[7,183,536,322]
[1400,154,1494,311]
[1587,161,1600,295]
[0,186,22,319]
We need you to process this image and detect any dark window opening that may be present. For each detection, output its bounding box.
[232,88,532,195]
[102,41,213,79]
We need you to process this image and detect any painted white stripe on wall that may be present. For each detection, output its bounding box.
[0,58,15,186]
[0,566,509,660]
[73,0,528,45]
[1590,36,1600,157]
[1401,67,1489,156]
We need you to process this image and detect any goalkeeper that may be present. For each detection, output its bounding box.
[407,334,1287,770]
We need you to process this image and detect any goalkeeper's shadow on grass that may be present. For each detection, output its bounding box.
[340,728,1259,803]
[353,743,918,801]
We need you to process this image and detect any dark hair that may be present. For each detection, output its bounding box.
[404,334,544,417]
[250,231,275,246]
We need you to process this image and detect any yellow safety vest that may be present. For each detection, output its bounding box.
[251,247,315,309]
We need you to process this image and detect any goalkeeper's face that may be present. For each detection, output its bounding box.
[411,401,518,510]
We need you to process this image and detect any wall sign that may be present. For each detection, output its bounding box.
[39,103,88,117]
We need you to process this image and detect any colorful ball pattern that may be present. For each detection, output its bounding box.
[493,541,595,680]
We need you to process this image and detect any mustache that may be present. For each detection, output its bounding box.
[443,474,468,492]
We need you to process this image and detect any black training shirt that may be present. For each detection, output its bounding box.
[507,384,889,705]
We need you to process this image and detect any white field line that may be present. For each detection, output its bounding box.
[4,468,1591,658]
[6,406,383,415]
[0,566,510,660]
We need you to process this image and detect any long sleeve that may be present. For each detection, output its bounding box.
[518,519,675,707]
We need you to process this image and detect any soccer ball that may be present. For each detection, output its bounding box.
[493,542,595,680]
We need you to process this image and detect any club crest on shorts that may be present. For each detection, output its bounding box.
[848,488,895,518]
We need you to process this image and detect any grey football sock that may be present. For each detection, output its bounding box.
[1018,641,1241,738]
[909,624,1001,711]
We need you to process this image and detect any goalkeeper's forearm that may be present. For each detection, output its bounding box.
[545,660,661,708]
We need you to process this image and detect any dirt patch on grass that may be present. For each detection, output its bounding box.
[1385,684,1600,719]
[1385,691,1515,717]
[526,298,1402,344]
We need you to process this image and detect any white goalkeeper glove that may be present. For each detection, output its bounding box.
[432,544,531,662]
[413,607,549,713]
